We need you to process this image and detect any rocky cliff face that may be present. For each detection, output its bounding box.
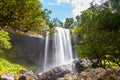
[8,31,45,69]
[6,29,76,72]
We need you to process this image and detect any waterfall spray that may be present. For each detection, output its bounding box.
[44,27,73,71]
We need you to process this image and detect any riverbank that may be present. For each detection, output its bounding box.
[1,67,120,80]
[58,67,120,80]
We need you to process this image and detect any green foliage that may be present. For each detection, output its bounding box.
[0,29,11,53]
[64,18,74,29]
[0,57,36,75]
[52,18,63,27]
[0,0,50,75]
[0,0,48,34]
[0,57,25,75]
[0,44,36,75]
[75,0,120,68]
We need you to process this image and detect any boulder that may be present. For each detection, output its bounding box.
[57,67,120,80]
[0,73,14,80]
[72,58,84,73]
[37,65,71,80]
[18,76,27,80]
[18,71,37,80]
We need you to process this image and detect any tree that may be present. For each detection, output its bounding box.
[64,18,74,29]
[75,0,120,67]
[75,15,81,27]
[0,0,51,54]
[52,18,63,27]
[0,0,48,34]
[103,0,120,13]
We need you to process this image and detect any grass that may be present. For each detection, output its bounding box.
[0,47,36,75]
[0,57,36,76]
[0,57,25,75]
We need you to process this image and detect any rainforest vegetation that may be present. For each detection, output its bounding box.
[0,0,51,74]
[63,0,120,67]
[50,0,120,67]
[0,0,120,74]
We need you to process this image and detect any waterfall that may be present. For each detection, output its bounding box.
[44,27,73,71]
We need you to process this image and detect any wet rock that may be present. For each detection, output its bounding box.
[72,58,91,73]
[0,73,14,80]
[18,76,26,80]
[81,58,92,67]
[18,69,27,75]
[74,63,84,72]
[37,65,71,80]
[57,67,120,80]
[91,59,99,68]
[7,30,45,68]
[72,58,84,73]
[18,71,37,80]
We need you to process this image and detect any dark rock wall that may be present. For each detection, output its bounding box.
[8,31,45,67]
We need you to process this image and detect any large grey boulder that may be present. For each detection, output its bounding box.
[37,65,71,80]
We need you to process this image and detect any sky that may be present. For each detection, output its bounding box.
[41,0,105,21]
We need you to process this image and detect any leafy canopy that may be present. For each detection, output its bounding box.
[0,0,48,34]
[74,0,120,67]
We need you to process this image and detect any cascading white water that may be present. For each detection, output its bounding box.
[44,27,73,71]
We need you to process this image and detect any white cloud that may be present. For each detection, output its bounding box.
[56,0,93,17]
[57,0,70,4]
[71,0,92,17]
[47,2,59,6]
[56,0,105,18]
